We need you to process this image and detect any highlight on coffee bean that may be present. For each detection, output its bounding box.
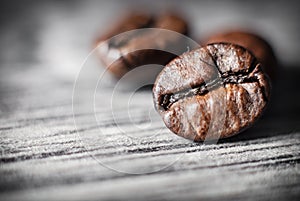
[203,30,278,81]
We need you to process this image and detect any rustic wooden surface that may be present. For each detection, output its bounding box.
[0,1,299,200]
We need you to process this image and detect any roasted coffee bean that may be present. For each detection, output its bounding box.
[153,43,271,141]
[96,12,189,79]
[203,30,278,81]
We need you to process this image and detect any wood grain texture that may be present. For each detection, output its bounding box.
[0,1,300,200]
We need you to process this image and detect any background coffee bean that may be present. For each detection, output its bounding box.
[95,12,189,79]
[203,30,278,81]
[153,43,271,141]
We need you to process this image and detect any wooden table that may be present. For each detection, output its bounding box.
[1,1,299,200]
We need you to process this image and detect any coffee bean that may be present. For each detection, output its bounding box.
[153,43,271,141]
[203,30,278,81]
[95,12,189,79]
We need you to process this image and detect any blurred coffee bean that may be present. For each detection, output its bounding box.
[95,12,189,79]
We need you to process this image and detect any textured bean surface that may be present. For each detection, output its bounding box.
[153,43,271,141]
